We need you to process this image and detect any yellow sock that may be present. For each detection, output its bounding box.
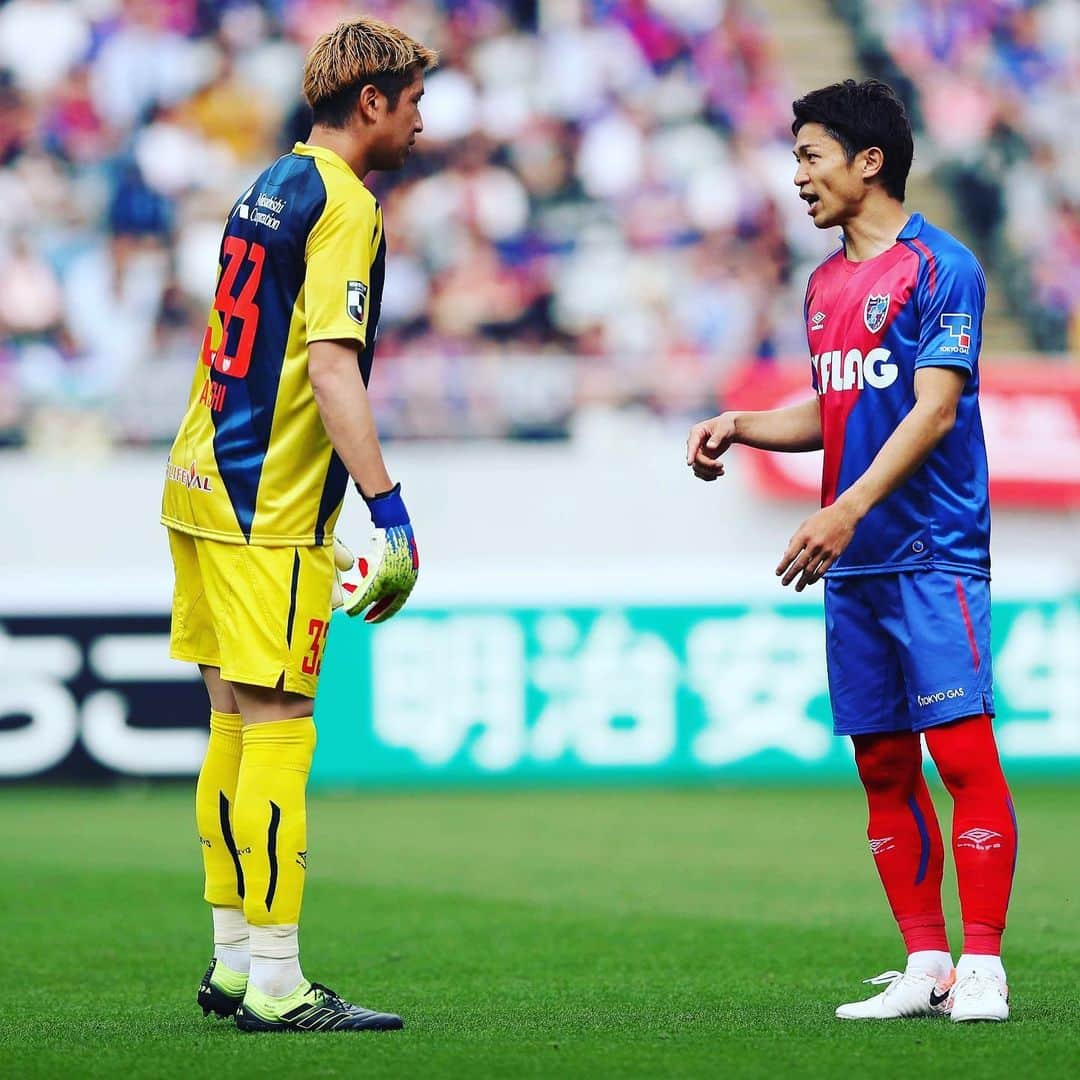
[233,717,316,927]
[195,709,245,906]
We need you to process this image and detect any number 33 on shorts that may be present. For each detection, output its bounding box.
[301,618,329,676]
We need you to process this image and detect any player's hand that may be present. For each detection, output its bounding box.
[686,413,738,481]
[776,501,861,591]
[334,484,419,623]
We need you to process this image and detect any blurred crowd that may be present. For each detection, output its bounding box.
[847,0,1080,352]
[0,1,1073,448]
[0,0,833,445]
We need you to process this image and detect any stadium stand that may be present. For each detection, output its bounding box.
[835,0,1079,353]
[0,0,1072,450]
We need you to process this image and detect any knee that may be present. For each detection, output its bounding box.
[929,750,973,794]
[201,665,239,715]
[925,716,1004,795]
[853,735,921,797]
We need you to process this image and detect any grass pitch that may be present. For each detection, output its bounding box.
[3,783,1077,1078]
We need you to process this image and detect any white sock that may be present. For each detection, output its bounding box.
[212,906,250,974]
[249,923,304,998]
[957,953,1006,982]
[906,950,953,978]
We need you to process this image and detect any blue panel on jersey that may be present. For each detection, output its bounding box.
[212,154,328,541]
[359,226,386,386]
[313,451,348,547]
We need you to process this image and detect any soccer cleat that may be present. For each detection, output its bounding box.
[235,980,404,1033]
[835,968,954,1020]
[198,958,248,1019]
[949,970,1009,1022]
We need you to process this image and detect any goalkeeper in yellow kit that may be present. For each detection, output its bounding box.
[160,17,436,1033]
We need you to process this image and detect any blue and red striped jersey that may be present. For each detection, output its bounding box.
[804,213,991,577]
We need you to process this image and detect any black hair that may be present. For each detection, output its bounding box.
[312,66,420,128]
[791,79,913,201]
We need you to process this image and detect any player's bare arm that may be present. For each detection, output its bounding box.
[777,366,967,591]
[310,338,419,625]
[687,398,822,481]
[309,339,393,496]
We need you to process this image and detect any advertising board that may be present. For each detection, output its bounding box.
[3,598,1076,783]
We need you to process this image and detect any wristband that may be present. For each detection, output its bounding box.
[361,482,411,529]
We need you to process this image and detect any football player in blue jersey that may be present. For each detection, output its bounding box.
[687,79,1015,1024]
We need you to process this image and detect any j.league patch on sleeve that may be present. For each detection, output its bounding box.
[346,280,368,324]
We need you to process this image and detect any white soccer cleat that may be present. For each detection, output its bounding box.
[949,970,1009,1022]
[835,969,954,1020]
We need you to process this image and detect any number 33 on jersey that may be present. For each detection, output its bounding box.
[162,142,386,549]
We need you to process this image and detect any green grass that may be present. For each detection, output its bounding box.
[3,784,1077,1078]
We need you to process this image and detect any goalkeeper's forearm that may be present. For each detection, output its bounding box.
[309,339,393,496]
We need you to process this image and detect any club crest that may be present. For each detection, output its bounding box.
[863,293,890,334]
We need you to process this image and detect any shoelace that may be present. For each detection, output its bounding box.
[954,971,1006,996]
[307,982,340,1004]
[862,970,905,988]
[861,969,935,999]
[306,982,359,1012]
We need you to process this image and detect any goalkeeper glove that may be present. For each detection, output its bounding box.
[331,483,419,623]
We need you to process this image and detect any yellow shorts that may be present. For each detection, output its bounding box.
[167,528,334,698]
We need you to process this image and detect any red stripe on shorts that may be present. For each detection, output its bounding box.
[954,577,980,671]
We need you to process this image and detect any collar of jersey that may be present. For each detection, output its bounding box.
[292,141,359,180]
[839,212,924,249]
[836,212,924,271]
[896,212,925,240]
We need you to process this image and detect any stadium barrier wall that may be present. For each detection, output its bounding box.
[312,599,1080,784]
[1,597,1077,783]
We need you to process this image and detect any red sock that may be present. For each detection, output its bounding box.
[853,731,948,954]
[925,715,1017,956]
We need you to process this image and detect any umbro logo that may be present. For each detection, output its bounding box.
[957,828,1003,850]
[868,837,895,855]
[958,828,1000,843]
[811,311,826,330]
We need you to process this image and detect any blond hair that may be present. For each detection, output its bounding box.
[303,16,438,123]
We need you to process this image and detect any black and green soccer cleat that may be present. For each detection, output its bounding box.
[197,958,248,1019]
[235,981,404,1033]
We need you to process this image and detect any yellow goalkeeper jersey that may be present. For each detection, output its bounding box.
[161,142,385,546]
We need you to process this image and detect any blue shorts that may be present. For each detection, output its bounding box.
[824,571,995,736]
